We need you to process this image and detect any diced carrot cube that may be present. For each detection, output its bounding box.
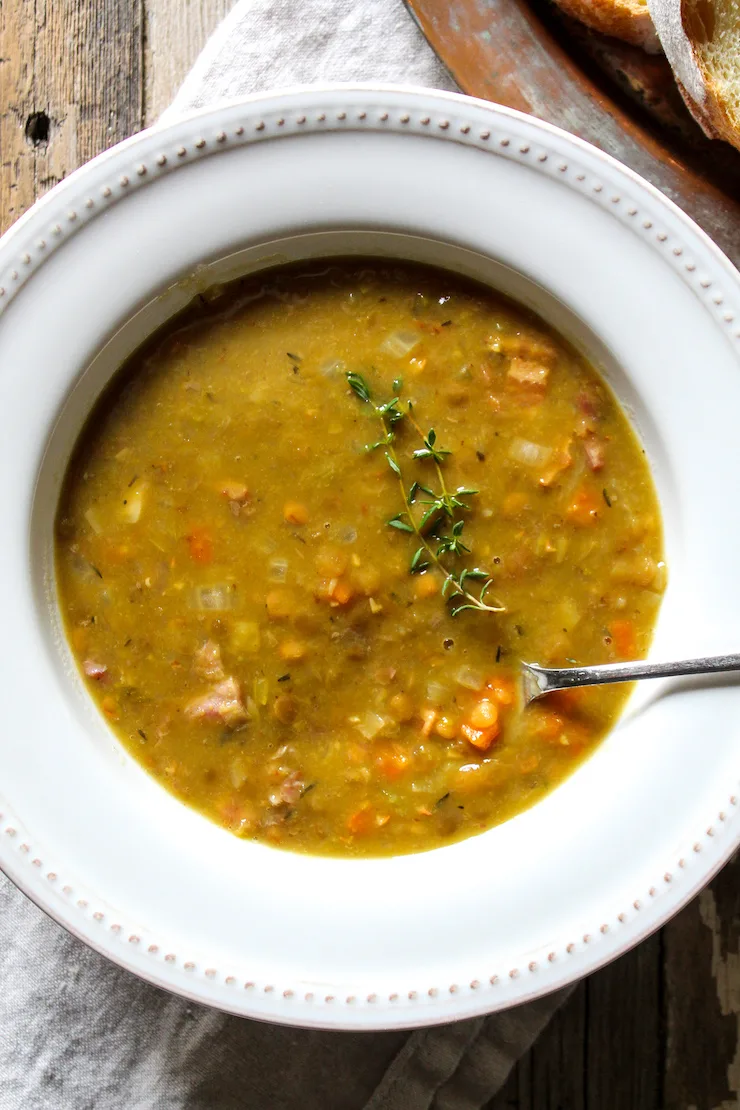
[610,618,637,659]
[461,722,500,751]
[332,579,354,606]
[347,805,376,835]
[376,745,412,780]
[566,488,600,526]
[186,527,213,563]
[283,501,309,525]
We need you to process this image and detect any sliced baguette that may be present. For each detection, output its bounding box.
[648,0,740,147]
[552,0,662,52]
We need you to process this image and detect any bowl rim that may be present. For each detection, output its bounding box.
[2,82,740,1030]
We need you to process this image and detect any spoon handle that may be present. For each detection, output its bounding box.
[521,654,740,705]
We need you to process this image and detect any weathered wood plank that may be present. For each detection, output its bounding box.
[0,0,144,233]
[487,936,663,1110]
[664,855,740,1110]
[487,979,588,1109]
[144,0,231,123]
[585,933,662,1110]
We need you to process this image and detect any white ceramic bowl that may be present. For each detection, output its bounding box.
[2,85,740,1031]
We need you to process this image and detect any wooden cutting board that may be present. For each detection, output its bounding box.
[405,0,740,264]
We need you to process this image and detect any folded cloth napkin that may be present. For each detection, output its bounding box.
[0,3,573,1107]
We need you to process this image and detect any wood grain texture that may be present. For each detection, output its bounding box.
[664,854,740,1110]
[487,937,663,1110]
[144,0,232,122]
[0,0,144,233]
[585,933,663,1109]
[2,2,740,1107]
[535,0,740,201]
[491,980,588,1110]
[405,0,740,263]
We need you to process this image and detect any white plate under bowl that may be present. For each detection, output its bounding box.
[1,85,739,1031]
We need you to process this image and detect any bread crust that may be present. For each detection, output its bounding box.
[648,0,740,148]
[553,0,662,52]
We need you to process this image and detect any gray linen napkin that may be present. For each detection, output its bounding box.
[0,2,573,1106]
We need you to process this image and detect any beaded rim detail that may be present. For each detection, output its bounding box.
[1,89,738,344]
[1,85,740,1026]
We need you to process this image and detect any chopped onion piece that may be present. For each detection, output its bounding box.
[509,438,552,468]
[426,680,449,705]
[558,598,581,630]
[191,584,234,611]
[121,481,148,523]
[253,674,269,706]
[230,758,249,788]
[339,526,358,544]
[651,561,668,593]
[84,508,103,535]
[268,558,289,583]
[355,710,386,740]
[455,665,486,691]
[380,329,420,358]
[554,535,568,562]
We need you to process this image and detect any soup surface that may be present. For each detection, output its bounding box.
[56,261,665,856]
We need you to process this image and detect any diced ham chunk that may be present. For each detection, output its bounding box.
[576,390,601,418]
[507,358,550,389]
[539,443,573,488]
[83,660,107,681]
[185,677,247,727]
[486,333,557,367]
[278,771,305,805]
[194,639,225,680]
[583,435,606,471]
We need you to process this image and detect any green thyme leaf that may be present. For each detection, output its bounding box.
[345,373,504,618]
[388,515,414,533]
[346,371,371,403]
[385,452,401,476]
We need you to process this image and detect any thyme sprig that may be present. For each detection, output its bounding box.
[346,371,504,616]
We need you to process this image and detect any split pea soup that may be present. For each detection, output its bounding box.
[55,260,665,857]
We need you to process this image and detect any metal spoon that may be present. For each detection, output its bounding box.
[521,654,740,707]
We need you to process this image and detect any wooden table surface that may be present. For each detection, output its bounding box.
[1,3,739,1107]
